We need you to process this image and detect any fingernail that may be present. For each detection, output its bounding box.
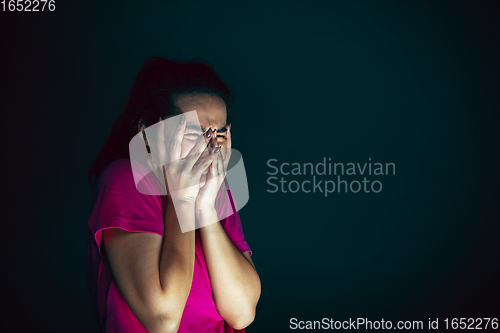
[180,114,185,123]
[213,147,221,154]
[206,128,213,138]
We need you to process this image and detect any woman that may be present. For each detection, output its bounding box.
[86,57,261,333]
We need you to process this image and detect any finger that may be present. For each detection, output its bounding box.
[208,154,218,181]
[226,123,232,147]
[193,150,213,177]
[211,148,220,178]
[192,134,214,175]
[185,128,213,168]
[157,117,167,167]
[201,131,216,163]
[223,146,232,168]
[216,148,224,176]
[147,149,165,190]
[211,131,217,151]
[167,114,187,163]
[223,124,232,168]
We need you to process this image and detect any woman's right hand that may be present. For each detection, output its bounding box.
[155,114,213,204]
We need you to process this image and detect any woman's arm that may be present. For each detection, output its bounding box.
[103,115,215,333]
[103,201,196,333]
[197,208,261,330]
[194,126,260,329]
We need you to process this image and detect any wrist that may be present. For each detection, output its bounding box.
[166,199,195,220]
[195,205,217,215]
[167,195,195,208]
[195,207,219,229]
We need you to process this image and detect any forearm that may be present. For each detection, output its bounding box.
[158,200,196,325]
[197,208,261,329]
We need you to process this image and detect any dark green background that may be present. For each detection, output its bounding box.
[1,0,499,331]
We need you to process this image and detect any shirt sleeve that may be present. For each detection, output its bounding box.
[217,181,253,256]
[88,159,165,257]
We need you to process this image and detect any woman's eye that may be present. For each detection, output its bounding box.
[216,135,226,138]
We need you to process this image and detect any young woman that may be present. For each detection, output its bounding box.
[86,57,261,333]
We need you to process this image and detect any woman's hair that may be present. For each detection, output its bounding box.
[87,57,233,188]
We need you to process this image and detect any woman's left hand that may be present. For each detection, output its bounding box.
[195,131,226,211]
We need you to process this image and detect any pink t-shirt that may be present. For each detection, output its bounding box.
[86,158,252,333]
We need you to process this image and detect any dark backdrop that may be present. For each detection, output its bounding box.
[1,0,499,332]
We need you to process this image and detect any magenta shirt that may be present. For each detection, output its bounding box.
[86,158,252,333]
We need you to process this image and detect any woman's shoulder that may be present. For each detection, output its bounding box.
[96,158,134,190]
[97,158,166,198]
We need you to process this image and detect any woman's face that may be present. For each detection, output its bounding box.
[175,93,229,183]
